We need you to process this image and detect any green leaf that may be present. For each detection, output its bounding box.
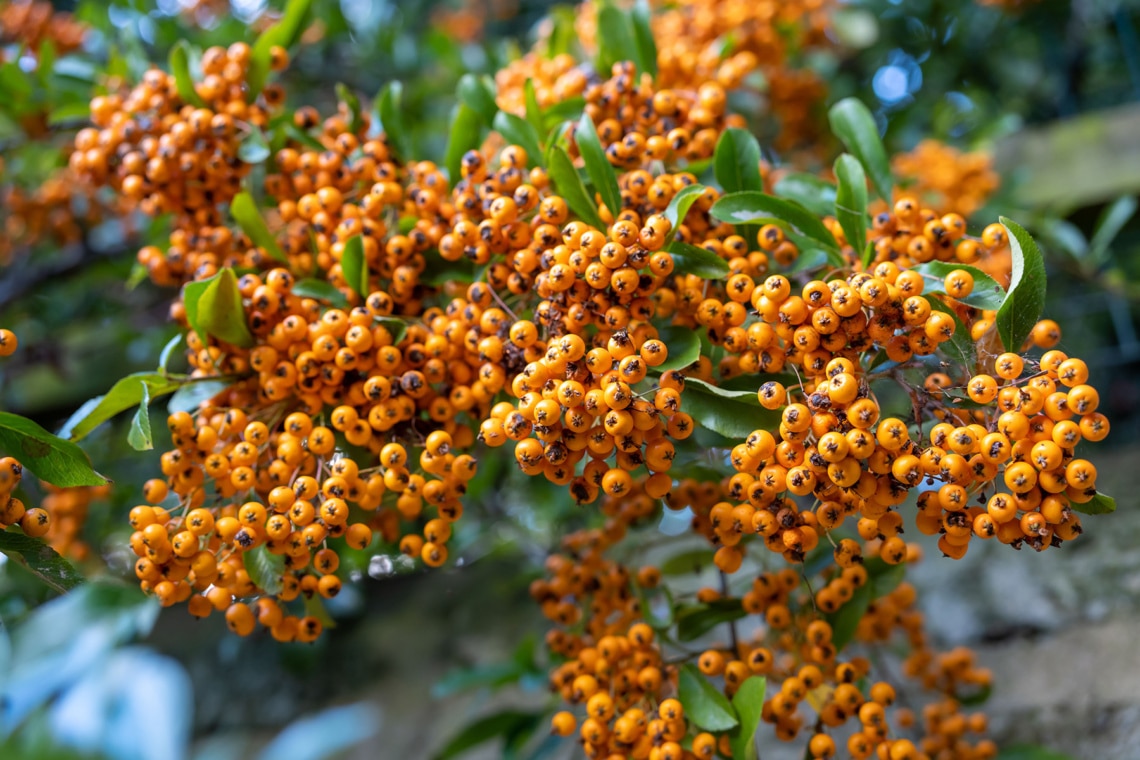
[284,122,325,151]
[683,377,780,439]
[828,98,893,200]
[238,126,271,164]
[548,6,578,58]
[61,373,186,441]
[547,146,604,229]
[457,73,499,125]
[341,236,369,298]
[1073,493,1116,515]
[1088,195,1137,267]
[444,104,484,186]
[127,382,153,451]
[825,580,872,652]
[833,154,868,257]
[677,663,739,731]
[676,598,747,642]
[378,81,412,160]
[168,41,206,108]
[773,173,837,218]
[710,191,839,252]
[244,544,285,595]
[629,0,658,79]
[231,192,288,263]
[714,128,763,195]
[168,379,234,414]
[656,324,702,372]
[434,711,544,760]
[576,113,622,217]
[996,217,1048,352]
[728,676,767,760]
[375,317,410,346]
[184,268,255,348]
[596,4,638,77]
[660,548,717,575]
[863,556,906,598]
[541,97,586,131]
[523,80,544,137]
[0,531,85,594]
[157,334,184,374]
[996,746,1074,760]
[666,241,730,279]
[291,278,349,307]
[927,297,977,371]
[248,0,313,98]
[663,183,707,232]
[956,681,993,707]
[335,82,363,135]
[493,111,544,169]
[911,262,1006,310]
[0,412,108,488]
[787,248,831,274]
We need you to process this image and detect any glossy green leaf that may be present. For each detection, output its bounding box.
[1089,195,1137,267]
[834,153,868,257]
[238,126,271,164]
[663,183,707,232]
[444,103,483,185]
[630,0,658,79]
[434,710,544,760]
[523,80,543,136]
[291,278,349,307]
[677,663,739,731]
[1073,493,1116,515]
[774,173,837,217]
[596,4,639,77]
[996,217,1048,352]
[493,111,543,169]
[248,0,313,97]
[378,81,412,160]
[548,146,604,229]
[576,113,622,216]
[231,192,288,263]
[168,379,234,414]
[714,128,763,194]
[683,378,779,440]
[61,373,186,441]
[927,297,977,371]
[912,262,1006,310]
[656,324,702,372]
[660,548,717,575]
[829,97,893,200]
[710,191,839,251]
[127,382,153,451]
[676,598,747,642]
[665,241,731,278]
[244,545,285,595]
[341,235,369,298]
[0,412,108,488]
[335,82,363,134]
[184,268,255,348]
[0,531,85,594]
[457,73,499,125]
[728,676,767,760]
[168,41,205,108]
[825,579,872,652]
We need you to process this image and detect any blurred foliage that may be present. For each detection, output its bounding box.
[0,0,1138,758]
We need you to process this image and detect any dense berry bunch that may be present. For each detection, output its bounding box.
[0,328,53,539]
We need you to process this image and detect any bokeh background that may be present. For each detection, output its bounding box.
[2,0,1140,758]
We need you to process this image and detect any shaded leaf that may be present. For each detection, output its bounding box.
[184,268,255,348]
[548,146,604,229]
[291,278,349,308]
[231,192,288,263]
[714,128,763,195]
[248,0,313,97]
[828,98,893,200]
[576,113,622,217]
[493,111,544,169]
[157,334,184,374]
[927,297,977,371]
[834,153,868,258]
[996,217,1048,352]
[244,546,285,596]
[335,82,363,135]
[127,382,153,451]
[434,711,544,760]
[444,103,484,186]
[1073,493,1115,515]
[825,580,872,651]
[675,598,747,642]
[629,0,658,79]
[682,378,780,440]
[341,236,369,298]
[0,531,85,594]
[0,413,107,488]
[656,324,702,372]
[168,379,235,414]
[995,745,1074,760]
[677,663,738,731]
[773,173,837,217]
[666,241,730,279]
[457,73,499,125]
[62,373,186,441]
[710,191,838,252]
[378,81,411,160]
[238,126,271,164]
[523,80,543,136]
[663,183,707,233]
[660,548,717,576]
[1089,195,1137,267]
[596,4,641,77]
[169,41,206,108]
